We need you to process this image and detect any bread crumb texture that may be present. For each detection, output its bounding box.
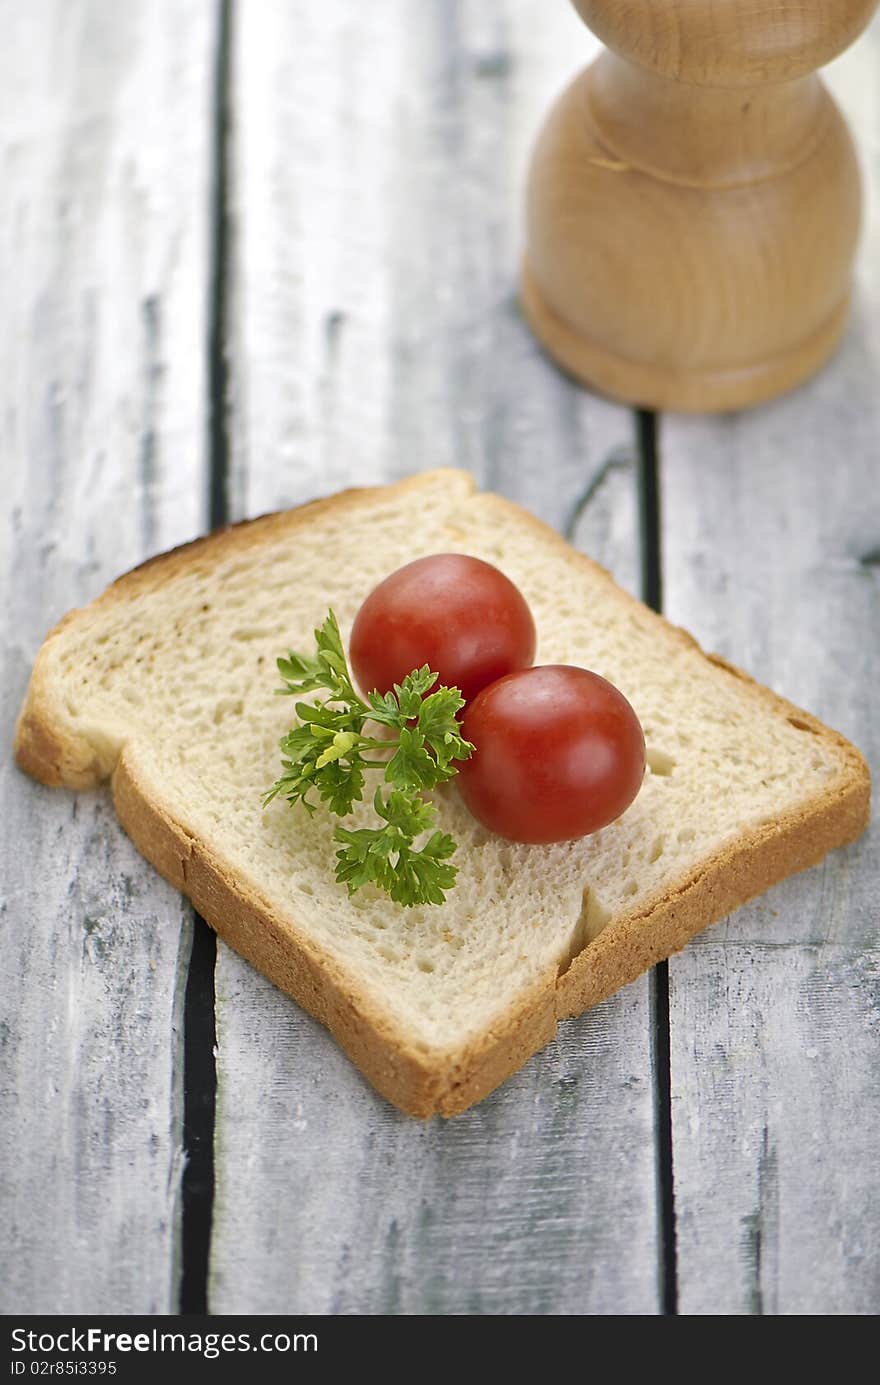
[16,471,867,1105]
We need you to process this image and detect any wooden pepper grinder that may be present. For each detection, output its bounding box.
[522,0,879,412]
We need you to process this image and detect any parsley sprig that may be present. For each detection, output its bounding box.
[263,612,473,907]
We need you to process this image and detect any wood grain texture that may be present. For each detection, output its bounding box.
[0,0,213,1313]
[210,0,660,1314]
[212,955,658,1315]
[522,1,878,410]
[226,0,626,533]
[658,18,880,1316]
[572,0,879,85]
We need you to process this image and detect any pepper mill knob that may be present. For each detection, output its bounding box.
[522,0,879,412]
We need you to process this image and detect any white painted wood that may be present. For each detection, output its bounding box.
[211,0,659,1314]
[212,957,657,1315]
[0,0,213,1313]
[226,0,626,535]
[660,19,880,1317]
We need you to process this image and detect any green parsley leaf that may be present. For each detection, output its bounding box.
[264,613,473,906]
[384,725,440,792]
[333,792,458,907]
[276,611,364,704]
[316,758,365,818]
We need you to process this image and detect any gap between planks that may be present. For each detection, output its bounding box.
[179,0,232,1318]
[635,410,679,1317]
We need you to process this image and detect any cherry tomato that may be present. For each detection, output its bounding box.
[350,554,536,703]
[457,665,645,843]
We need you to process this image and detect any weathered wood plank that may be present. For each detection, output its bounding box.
[210,0,658,1314]
[0,0,214,1313]
[659,21,880,1316]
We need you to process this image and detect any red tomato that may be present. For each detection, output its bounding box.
[457,665,645,843]
[349,554,536,703]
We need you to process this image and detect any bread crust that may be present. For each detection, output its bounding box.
[14,470,871,1116]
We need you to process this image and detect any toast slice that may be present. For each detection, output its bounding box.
[15,471,869,1116]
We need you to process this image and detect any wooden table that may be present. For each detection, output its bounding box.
[2,1,878,1317]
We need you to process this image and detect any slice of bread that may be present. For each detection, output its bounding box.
[15,470,869,1116]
